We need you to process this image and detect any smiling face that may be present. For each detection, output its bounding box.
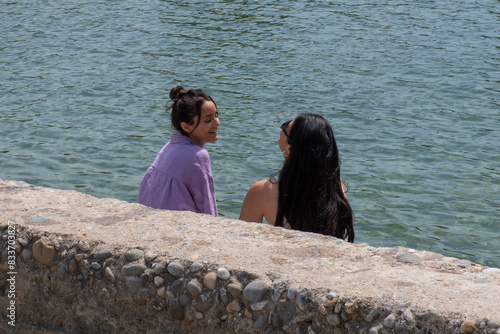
[181,101,220,147]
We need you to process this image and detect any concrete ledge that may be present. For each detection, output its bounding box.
[0,179,499,334]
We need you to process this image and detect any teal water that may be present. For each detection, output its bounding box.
[1,0,499,267]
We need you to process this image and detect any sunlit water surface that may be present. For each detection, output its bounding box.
[1,0,499,267]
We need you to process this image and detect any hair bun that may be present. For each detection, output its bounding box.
[170,86,187,102]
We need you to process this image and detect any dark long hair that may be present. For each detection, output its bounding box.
[168,86,216,136]
[275,113,354,242]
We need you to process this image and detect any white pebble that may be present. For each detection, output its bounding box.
[217,267,231,280]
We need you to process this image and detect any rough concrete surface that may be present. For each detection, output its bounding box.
[0,180,499,333]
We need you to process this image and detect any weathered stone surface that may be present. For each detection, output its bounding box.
[167,262,184,277]
[125,248,144,262]
[186,279,202,298]
[21,248,32,261]
[395,252,423,264]
[152,262,166,275]
[227,282,243,298]
[190,262,203,273]
[32,238,56,265]
[154,276,164,286]
[0,180,499,334]
[243,281,268,302]
[217,267,231,280]
[296,288,312,310]
[203,272,217,290]
[94,250,112,260]
[461,320,475,334]
[384,314,396,329]
[226,300,241,313]
[121,264,146,276]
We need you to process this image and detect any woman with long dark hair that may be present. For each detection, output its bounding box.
[239,113,354,242]
[138,86,220,216]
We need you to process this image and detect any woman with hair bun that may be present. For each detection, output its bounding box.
[137,86,220,216]
[239,113,354,242]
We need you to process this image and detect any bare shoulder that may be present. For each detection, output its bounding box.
[240,179,278,224]
[249,179,274,192]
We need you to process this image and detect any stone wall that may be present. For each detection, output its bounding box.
[0,179,499,334]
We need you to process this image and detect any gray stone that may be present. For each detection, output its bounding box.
[277,300,295,322]
[327,313,341,326]
[287,285,297,300]
[272,282,286,302]
[243,281,269,302]
[179,293,191,306]
[140,272,149,286]
[219,286,228,303]
[364,306,383,322]
[369,325,383,334]
[251,300,268,311]
[216,267,230,280]
[121,264,147,276]
[270,311,281,328]
[384,314,396,329]
[190,262,203,273]
[297,288,312,310]
[394,324,411,334]
[77,241,90,253]
[94,250,112,260]
[186,279,202,298]
[403,309,414,323]
[254,314,268,331]
[152,262,166,275]
[292,312,315,324]
[154,276,164,286]
[395,253,422,264]
[125,248,144,262]
[17,237,28,247]
[74,253,86,262]
[456,259,472,267]
[66,248,77,260]
[94,270,103,280]
[170,278,184,293]
[21,248,32,261]
[474,278,489,284]
[167,262,184,277]
[56,266,66,280]
[91,262,101,270]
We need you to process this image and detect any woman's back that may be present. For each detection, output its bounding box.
[240,113,354,242]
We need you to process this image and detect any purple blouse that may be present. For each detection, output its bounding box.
[137,134,217,216]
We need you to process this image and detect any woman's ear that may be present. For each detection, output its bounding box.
[180,121,193,134]
[283,144,291,159]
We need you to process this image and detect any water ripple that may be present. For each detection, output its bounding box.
[1,0,499,267]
